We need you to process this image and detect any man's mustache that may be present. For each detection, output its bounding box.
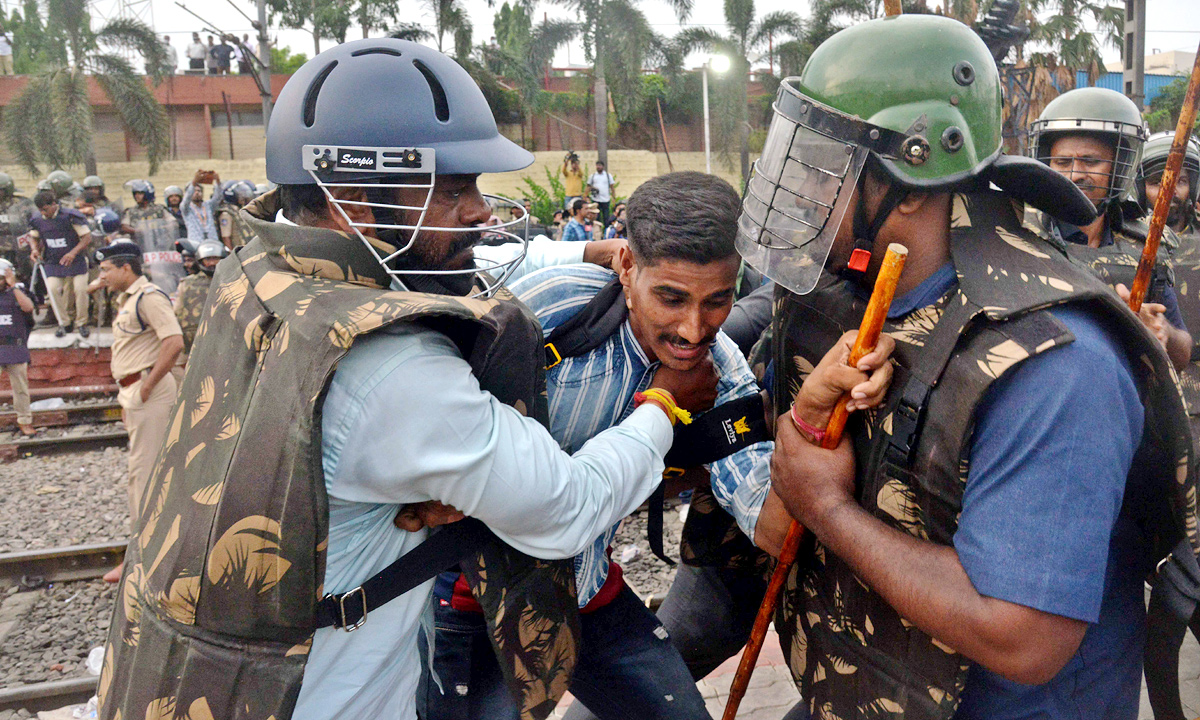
[659,332,717,348]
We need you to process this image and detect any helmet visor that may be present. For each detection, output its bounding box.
[737,82,909,295]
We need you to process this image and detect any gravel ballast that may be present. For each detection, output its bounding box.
[0,580,113,689]
[0,446,129,553]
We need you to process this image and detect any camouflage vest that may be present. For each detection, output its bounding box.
[773,190,1198,720]
[173,271,211,356]
[217,203,253,249]
[98,192,579,720]
[1170,227,1200,443]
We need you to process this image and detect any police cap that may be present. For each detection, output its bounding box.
[95,241,142,263]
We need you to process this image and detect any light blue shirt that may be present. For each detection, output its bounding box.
[562,218,591,242]
[181,183,219,240]
[510,264,774,605]
[292,241,673,720]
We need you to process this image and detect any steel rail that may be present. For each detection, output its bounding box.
[0,541,128,589]
[0,401,122,431]
[0,676,98,713]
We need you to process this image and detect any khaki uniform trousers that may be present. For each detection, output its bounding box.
[118,372,177,531]
[46,273,90,330]
[1,363,30,425]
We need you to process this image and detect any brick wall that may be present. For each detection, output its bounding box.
[0,347,114,391]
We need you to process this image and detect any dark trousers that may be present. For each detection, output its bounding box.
[418,583,709,719]
[597,201,611,230]
[562,562,775,720]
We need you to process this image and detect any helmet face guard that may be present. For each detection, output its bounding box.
[305,144,528,298]
[1029,117,1146,210]
[737,80,912,295]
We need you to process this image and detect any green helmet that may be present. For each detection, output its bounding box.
[1029,87,1148,211]
[1138,131,1200,209]
[46,170,74,198]
[82,175,105,189]
[35,178,52,192]
[0,172,15,197]
[738,14,1093,294]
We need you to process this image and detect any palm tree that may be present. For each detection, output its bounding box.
[675,0,802,181]
[549,0,691,167]
[1027,0,1121,86]
[3,0,169,176]
[423,0,474,57]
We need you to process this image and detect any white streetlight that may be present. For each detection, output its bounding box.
[703,55,730,174]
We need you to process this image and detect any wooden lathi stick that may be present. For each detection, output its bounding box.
[721,243,908,720]
[883,0,903,16]
[1128,39,1200,313]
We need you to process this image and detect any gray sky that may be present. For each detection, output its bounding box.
[128,0,1200,72]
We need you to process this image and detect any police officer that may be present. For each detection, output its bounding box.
[119,179,184,293]
[44,170,77,203]
[740,15,1196,718]
[1028,88,1192,370]
[97,38,712,720]
[94,240,182,539]
[28,189,92,337]
[215,179,254,249]
[173,239,225,365]
[0,258,35,436]
[0,172,34,283]
[163,185,186,238]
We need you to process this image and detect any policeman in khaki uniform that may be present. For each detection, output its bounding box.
[95,241,183,535]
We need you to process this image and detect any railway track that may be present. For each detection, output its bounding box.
[0,542,126,713]
[0,398,126,462]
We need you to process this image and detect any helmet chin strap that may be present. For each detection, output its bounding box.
[841,172,908,284]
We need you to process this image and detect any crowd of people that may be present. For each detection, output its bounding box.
[3,15,1200,720]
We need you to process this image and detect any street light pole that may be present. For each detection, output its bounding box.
[703,61,711,174]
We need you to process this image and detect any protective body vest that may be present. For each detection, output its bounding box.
[172,271,211,356]
[0,196,33,253]
[0,287,30,365]
[772,190,1198,719]
[30,207,88,277]
[217,202,253,249]
[98,192,579,720]
[1171,226,1200,434]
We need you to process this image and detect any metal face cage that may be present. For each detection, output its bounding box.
[736,79,911,295]
[1029,117,1147,207]
[304,144,530,298]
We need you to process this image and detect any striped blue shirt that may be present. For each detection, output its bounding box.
[510,264,774,605]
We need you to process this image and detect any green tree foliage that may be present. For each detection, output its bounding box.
[1144,75,1200,134]
[522,167,567,223]
[266,0,349,54]
[1027,0,1122,86]
[3,0,169,175]
[674,0,802,181]
[486,2,579,123]
[8,0,64,74]
[270,45,308,74]
[547,0,690,166]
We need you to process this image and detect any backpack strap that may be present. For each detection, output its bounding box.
[543,277,627,369]
[314,517,495,630]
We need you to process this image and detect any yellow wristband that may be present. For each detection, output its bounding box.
[637,388,693,426]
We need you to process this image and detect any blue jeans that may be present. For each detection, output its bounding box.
[418,583,709,720]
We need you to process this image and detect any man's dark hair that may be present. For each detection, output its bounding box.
[570,198,585,214]
[34,190,56,209]
[108,255,142,275]
[279,183,328,223]
[626,171,740,265]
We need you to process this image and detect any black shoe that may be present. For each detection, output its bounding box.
[78,326,90,338]
[54,326,66,338]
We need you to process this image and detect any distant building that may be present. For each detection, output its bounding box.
[1106,49,1196,76]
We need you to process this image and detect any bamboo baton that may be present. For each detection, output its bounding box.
[721,243,908,720]
[1128,39,1200,313]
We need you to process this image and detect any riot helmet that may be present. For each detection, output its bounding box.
[1029,87,1148,213]
[222,179,256,206]
[0,172,14,199]
[265,38,534,297]
[82,175,104,189]
[96,207,121,235]
[46,170,73,198]
[125,179,156,205]
[35,179,51,192]
[738,14,1094,294]
[1138,131,1200,223]
[195,240,229,275]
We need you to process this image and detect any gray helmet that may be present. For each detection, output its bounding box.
[263,37,534,296]
[164,185,184,200]
[82,175,104,189]
[266,38,533,184]
[1029,87,1148,211]
[35,179,51,192]
[1139,131,1200,209]
[195,240,229,275]
[222,179,256,206]
[46,170,73,197]
[125,179,155,203]
[0,172,14,196]
[254,182,274,196]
